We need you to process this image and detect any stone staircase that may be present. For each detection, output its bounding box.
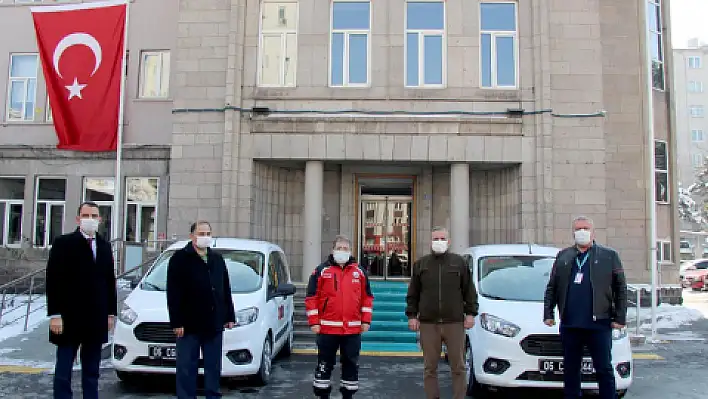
[293,280,420,353]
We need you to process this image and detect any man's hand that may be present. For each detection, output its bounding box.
[611,322,625,329]
[225,322,235,329]
[544,319,556,327]
[361,323,370,333]
[408,318,420,332]
[49,317,63,335]
[464,315,475,329]
[173,327,184,338]
[108,316,115,331]
[310,325,321,334]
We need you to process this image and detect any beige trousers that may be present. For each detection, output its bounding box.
[419,322,467,399]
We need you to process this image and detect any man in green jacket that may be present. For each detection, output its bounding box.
[406,226,479,399]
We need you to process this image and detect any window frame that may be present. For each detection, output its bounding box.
[403,0,447,88]
[0,176,25,248]
[138,50,171,99]
[82,177,116,241]
[688,56,702,69]
[690,105,704,117]
[6,53,39,123]
[693,153,703,167]
[479,1,519,89]
[46,93,52,122]
[33,177,66,248]
[328,0,372,88]
[656,239,672,264]
[654,139,669,204]
[124,177,159,251]
[647,0,664,91]
[688,80,704,93]
[257,0,299,87]
[691,129,704,142]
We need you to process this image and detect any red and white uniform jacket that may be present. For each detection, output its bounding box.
[305,255,374,335]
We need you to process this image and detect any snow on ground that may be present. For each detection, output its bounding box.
[0,295,48,341]
[627,303,705,330]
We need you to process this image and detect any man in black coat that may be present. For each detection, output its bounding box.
[167,221,236,399]
[46,201,118,399]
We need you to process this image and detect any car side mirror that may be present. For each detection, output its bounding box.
[275,283,296,298]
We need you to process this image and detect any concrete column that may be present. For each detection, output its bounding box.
[303,161,324,279]
[450,163,470,253]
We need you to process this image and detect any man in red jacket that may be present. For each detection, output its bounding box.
[305,235,374,399]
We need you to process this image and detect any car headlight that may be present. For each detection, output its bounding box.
[612,327,627,340]
[234,307,259,327]
[118,303,138,326]
[479,313,521,338]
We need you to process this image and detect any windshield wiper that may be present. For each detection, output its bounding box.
[141,281,163,291]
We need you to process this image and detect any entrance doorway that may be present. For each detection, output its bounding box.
[356,177,415,280]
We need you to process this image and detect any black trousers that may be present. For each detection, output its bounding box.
[53,343,102,399]
[313,334,362,398]
[175,332,223,399]
[560,327,617,399]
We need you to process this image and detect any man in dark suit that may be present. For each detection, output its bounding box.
[167,221,236,399]
[46,201,118,399]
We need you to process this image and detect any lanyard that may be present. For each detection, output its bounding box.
[575,253,589,272]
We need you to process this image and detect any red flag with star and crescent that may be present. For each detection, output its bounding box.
[30,0,127,152]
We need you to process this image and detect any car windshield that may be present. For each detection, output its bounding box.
[477,255,555,302]
[140,249,265,293]
[695,263,708,270]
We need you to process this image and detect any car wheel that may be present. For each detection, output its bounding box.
[116,370,140,385]
[465,339,487,398]
[279,318,294,358]
[618,389,627,398]
[253,335,273,386]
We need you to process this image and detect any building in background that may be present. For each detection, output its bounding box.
[0,0,680,285]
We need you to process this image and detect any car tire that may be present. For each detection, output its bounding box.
[618,389,628,398]
[253,335,273,386]
[279,318,294,358]
[116,370,140,385]
[465,339,487,398]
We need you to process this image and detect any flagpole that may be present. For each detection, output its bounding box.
[112,0,130,270]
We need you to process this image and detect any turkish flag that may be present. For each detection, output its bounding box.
[31,0,127,152]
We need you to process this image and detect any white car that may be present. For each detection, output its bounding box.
[111,238,296,385]
[457,244,633,397]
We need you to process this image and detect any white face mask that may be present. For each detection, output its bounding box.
[574,229,592,246]
[196,236,212,249]
[80,218,99,235]
[431,240,448,254]
[333,250,351,264]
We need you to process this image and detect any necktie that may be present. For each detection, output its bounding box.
[87,237,95,260]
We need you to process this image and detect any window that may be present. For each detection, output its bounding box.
[46,95,52,122]
[693,153,704,167]
[124,177,158,251]
[405,1,445,87]
[688,56,702,69]
[692,129,704,142]
[83,177,115,240]
[0,177,24,247]
[480,2,517,88]
[477,255,556,301]
[654,140,669,203]
[138,51,170,98]
[267,251,282,291]
[656,240,672,263]
[34,178,66,248]
[330,1,371,87]
[690,105,704,117]
[275,252,290,284]
[688,81,704,93]
[258,1,298,87]
[6,54,38,122]
[647,0,664,90]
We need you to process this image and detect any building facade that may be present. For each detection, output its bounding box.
[0,0,680,284]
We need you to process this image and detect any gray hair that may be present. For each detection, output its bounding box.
[332,235,351,249]
[432,226,448,235]
[571,216,594,228]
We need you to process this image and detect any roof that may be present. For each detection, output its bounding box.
[462,244,561,258]
[165,238,282,253]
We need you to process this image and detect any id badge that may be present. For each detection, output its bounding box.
[574,273,584,284]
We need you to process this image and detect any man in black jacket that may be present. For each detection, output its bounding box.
[544,216,628,399]
[167,221,236,399]
[46,201,118,399]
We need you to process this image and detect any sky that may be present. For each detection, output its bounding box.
[670,0,708,48]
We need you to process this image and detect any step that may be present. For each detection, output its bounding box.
[373,302,406,312]
[372,292,407,302]
[360,342,421,353]
[361,330,418,343]
[371,311,409,322]
[368,321,409,331]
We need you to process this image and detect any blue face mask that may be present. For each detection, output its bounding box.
[333,250,350,264]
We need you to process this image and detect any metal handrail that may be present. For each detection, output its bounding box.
[0,266,47,292]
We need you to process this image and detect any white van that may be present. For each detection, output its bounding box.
[111,238,296,385]
[458,244,633,397]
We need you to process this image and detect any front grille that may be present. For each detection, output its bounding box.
[517,371,597,382]
[520,334,590,357]
[134,322,176,343]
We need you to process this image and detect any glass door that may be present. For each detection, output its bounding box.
[359,195,413,280]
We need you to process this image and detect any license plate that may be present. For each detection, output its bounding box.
[148,345,176,360]
[539,359,594,374]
